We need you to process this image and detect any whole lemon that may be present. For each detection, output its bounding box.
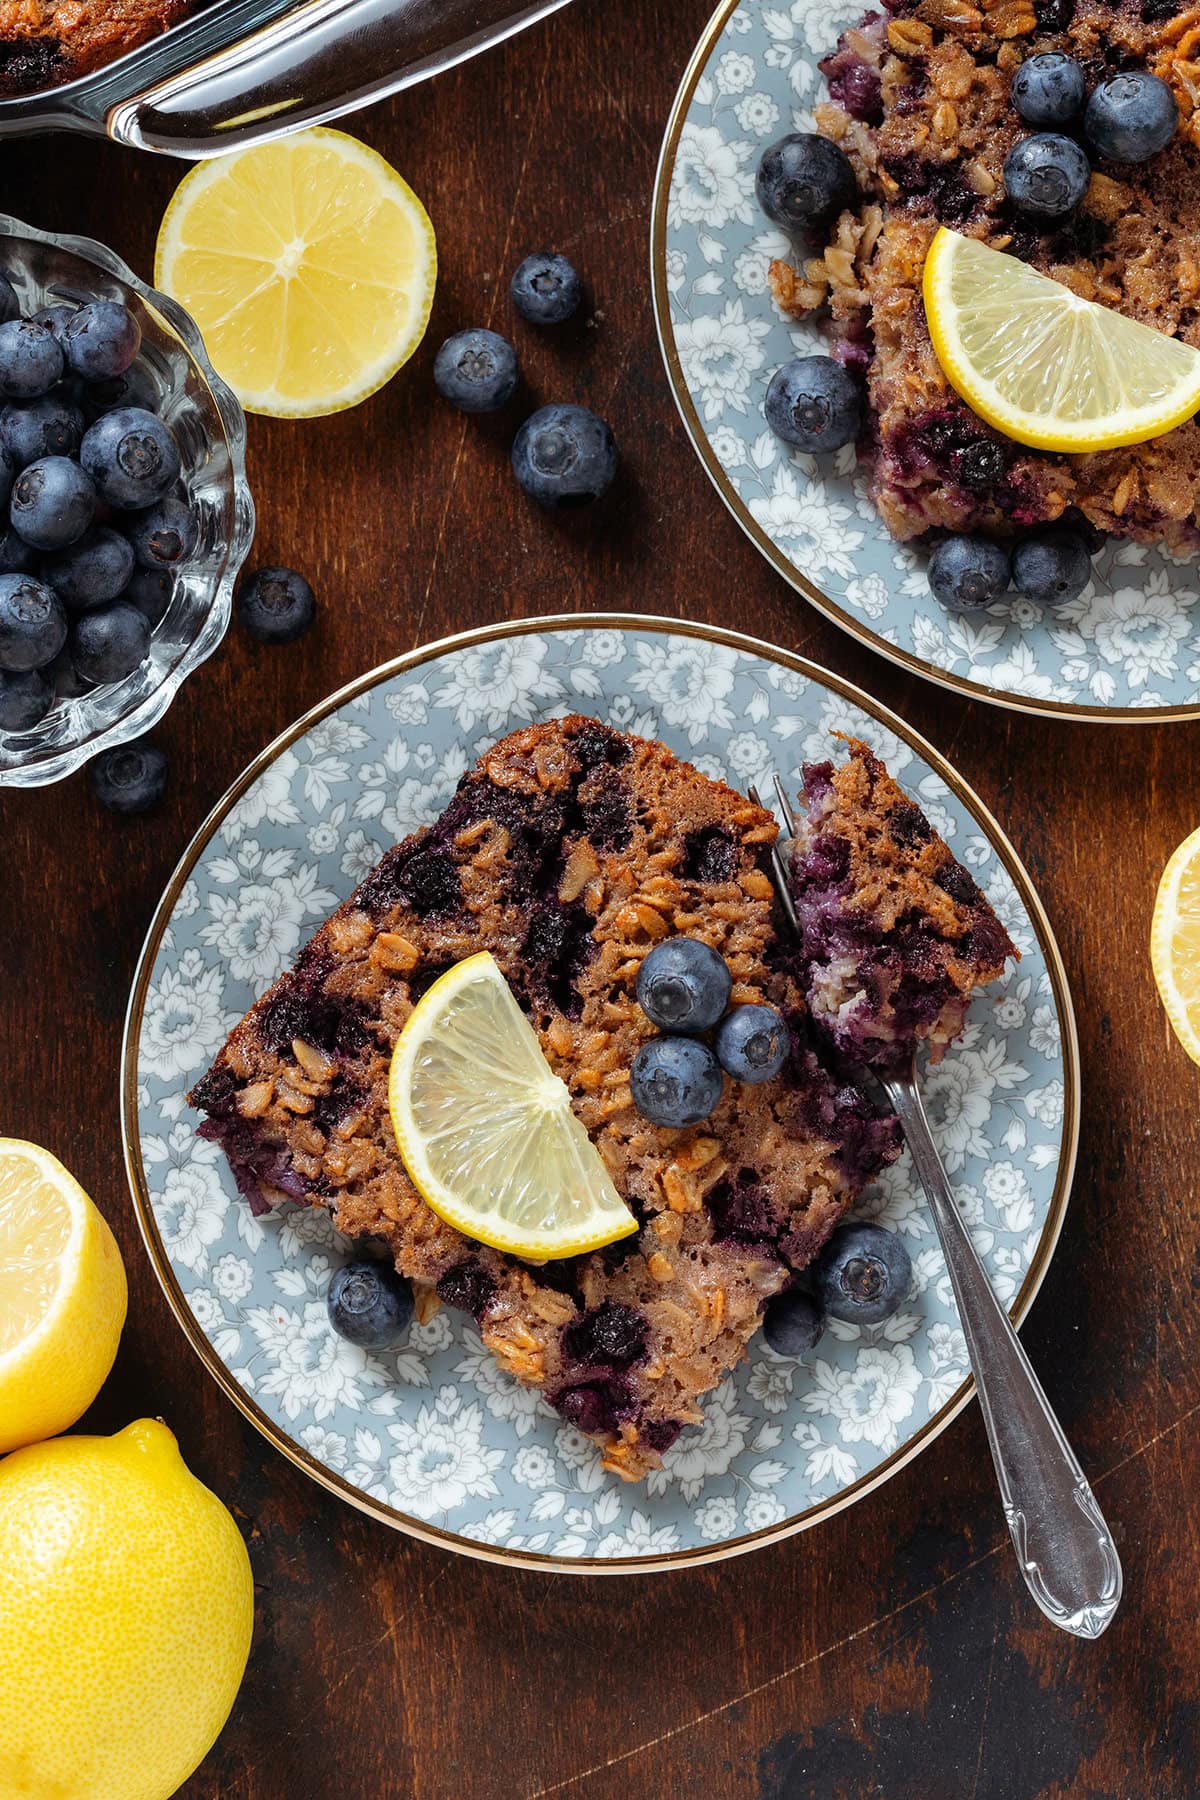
[0,1420,254,1800]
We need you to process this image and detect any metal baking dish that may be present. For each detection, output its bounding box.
[0,0,575,157]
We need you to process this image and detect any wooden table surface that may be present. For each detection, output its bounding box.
[4,3,1199,1795]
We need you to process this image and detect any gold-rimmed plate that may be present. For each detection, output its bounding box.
[122,615,1078,1571]
[651,0,1200,722]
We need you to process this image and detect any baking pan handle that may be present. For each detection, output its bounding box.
[79,0,576,157]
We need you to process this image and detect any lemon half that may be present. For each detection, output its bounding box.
[388,952,638,1260]
[0,1137,127,1454]
[924,227,1200,453]
[155,127,437,417]
[1151,825,1200,1067]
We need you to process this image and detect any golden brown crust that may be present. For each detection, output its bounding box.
[0,0,189,94]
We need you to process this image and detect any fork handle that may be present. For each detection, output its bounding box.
[883,1071,1121,1638]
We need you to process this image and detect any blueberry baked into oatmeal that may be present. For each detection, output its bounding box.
[190,717,1011,1480]
[760,0,1200,575]
[0,0,190,94]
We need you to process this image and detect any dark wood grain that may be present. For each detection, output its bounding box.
[2,3,1198,1795]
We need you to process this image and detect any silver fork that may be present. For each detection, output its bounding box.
[750,775,1122,1639]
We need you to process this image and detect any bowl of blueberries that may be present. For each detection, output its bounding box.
[0,213,254,788]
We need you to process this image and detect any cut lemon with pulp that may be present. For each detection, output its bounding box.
[0,1138,127,1454]
[388,952,637,1260]
[1151,825,1200,1067]
[155,127,437,417]
[924,227,1200,452]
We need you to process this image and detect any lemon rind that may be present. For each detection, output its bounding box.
[1151,829,1200,1068]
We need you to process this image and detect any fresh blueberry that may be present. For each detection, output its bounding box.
[1010,52,1086,128]
[0,574,67,671]
[0,523,37,574]
[765,355,862,452]
[0,319,64,400]
[0,667,54,731]
[0,395,85,466]
[68,600,150,683]
[30,304,75,346]
[1085,71,1177,162]
[433,329,519,413]
[236,566,316,644]
[1002,132,1091,218]
[327,1259,414,1348]
[756,132,857,232]
[714,1004,791,1084]
[126,496,197,569]
[813,1223,912,1324]
[762,1288,824,1357]
[43,526,136,609]
[10,456,95,550]
[636,937,732,1034]
[80,407,180,509]
[511,253,583,325]
[125,566,174,627]
[928,535,1011,611]
[79,362,158,423]
[88,738,168,813]
[511,404,617,508]
[1011,529,1092,604]
[46,645,95,698]
[62,301,141,382]
[629,1035,724,1128]
[0,444,12,511]
[0,274,19,325]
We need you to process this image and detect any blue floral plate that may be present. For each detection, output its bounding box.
[652,0,1200,722]
[122,617,1078,1571]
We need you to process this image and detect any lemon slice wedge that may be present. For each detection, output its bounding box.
[0,1138,127,1453]
[923,227,1200,452]
[155,127,437,418]
[388,952,638,1260]
[1151,825,1200,1068]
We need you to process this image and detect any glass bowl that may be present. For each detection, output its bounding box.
[0,212,254,788]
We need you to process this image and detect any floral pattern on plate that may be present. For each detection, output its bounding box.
[130,625,1073,1565]
[654,0,1200,718]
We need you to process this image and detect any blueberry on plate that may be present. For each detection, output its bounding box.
[10,455,96,551]
[0,574,66,671]
[80,407,180,509]
[1011,528,1092,604]
[1010,52,1086,128]
[126,496,198,569]
[1085,71,1177,162]
[236,566,316,644]
[125,566,174,627]
[62,300,141,382]
[0,666,54,731]
[0,395,85,467]
[756,132,857,232]
[1002,132,1091,219]
[511,403,617,508]
[511,253,583,325]
[636,937,732,1034]
[43,526,136,610]
[0,274,19,325]
[715,1004,791,1084]
[0,318,64,401]
[762,1288,824,1357]
[433,328,519,413]
[327,1260,414,1348]
[813,1223,912,1324]
[68,599,150,683]
[89,738,168,813]
[629,1035,724,1129]
[765,355,862,452]
[928,535,1011,611]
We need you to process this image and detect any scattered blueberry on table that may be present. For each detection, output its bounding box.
[327,1260,414,1348]
[511,403,617,508]
[813,1223,912,1325]
[89,738,168,814]
[236,566,317,644]
[511,252,582,325]
[434,328,520,414]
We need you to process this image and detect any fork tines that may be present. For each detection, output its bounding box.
[749,779,799,936]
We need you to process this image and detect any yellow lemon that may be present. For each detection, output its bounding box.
[1151,824,1200,1067]
[0,1137,127,1454]
[0,1420,254,1800]
[389,951,638,1260]
[155,126,437,417]
[923,227,1200,452]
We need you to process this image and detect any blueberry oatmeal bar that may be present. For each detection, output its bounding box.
[0,0,190,95]
[771,0,1200,548]
[190,717,904,1480]
[789,735,1017,1069]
